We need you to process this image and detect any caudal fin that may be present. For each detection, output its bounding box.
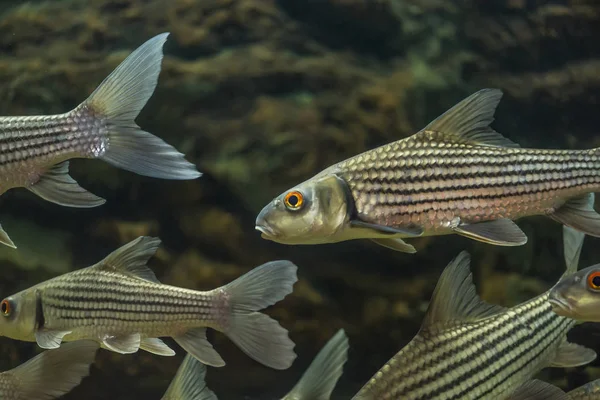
[162,354,218,400]
[222,260,298,370]
[4,340,98,399]
[80,33,201,180]
[282,329,349,400]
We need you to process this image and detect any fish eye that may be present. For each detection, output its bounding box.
[587,271,600,290]
[284,191,304,211]
[1,299,12,317]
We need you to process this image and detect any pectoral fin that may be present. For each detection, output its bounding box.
[173,328,225,367]
[27,161,106,208]
[35,329,72,349]
[351,220,423,236]
[0,223,15,248]
[549,193,600,237]
[140,337,175,356]
[550,341,596,368]
[102,333,141,354]
[453,219,527,246]
[507,380,568,400]
[371,238,417,253]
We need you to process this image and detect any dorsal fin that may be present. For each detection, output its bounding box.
[416,89,520,148]
[94,236,161,283]
[562,225,585,276]
[421,251,506,329]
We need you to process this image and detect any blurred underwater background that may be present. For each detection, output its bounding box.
[0,0,600,398]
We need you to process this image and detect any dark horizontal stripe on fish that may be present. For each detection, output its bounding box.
[49,313,203,323]
[43,293,206,312]
[393,298,569,397]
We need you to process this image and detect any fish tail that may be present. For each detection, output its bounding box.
[8,341,98,399]
[162,354,217,400]
[80,33,201,180]
[221,260,298,370]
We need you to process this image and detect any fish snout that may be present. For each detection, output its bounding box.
[255,210,276,239]
[548,291,576,316]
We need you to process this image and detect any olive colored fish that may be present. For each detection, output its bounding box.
[568,379,600,399]
[282,328,349,400]
[0,237,297,370]
[256,89,600,253]
[162,354,217,400]
[0,32,200,249]
[0,340,98,400]
[549,237,600,322]
[352,226,596,400]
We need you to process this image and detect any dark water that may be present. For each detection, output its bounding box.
[0,0,599,399]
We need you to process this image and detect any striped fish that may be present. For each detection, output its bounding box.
[0,237,298,370]
[568,379,600,399]
[352,226,596,400]
[0,32,200,249]
[256,89,600,253]
[162,354,217,400]
[0,340,98,400]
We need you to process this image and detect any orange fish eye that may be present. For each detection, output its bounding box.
[1,299,11,317]
[587,271,600,290]
[284,191,304,210]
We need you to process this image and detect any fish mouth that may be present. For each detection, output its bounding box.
[255,222,276,239]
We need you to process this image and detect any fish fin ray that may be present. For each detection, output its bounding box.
[35,330,72,349]
[549,193,600,238]
[550,342,596,368]
[351,220,423,236]
[562,225,585,275]
[95,236,161,283]
[173,328,225,367]
[222,260,298,370]
[163,354,218,400]
[140,338,175,356]
[82,33,201,180]
[370,238,417,253]
[0,224,16,249]
[283,329,349,400]
[102,333,141,354]
[421,251,506,329]
[507,379,568,400]
[418,88,520,148]
[8,340,98,399]
[453,219,527,246]
[27,161,106,208]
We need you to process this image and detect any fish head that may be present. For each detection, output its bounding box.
[549,264,600,322]
[255,174,350,245]
[0,290,37,341]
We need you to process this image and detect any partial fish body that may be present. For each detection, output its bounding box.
[0,237,297,370]
[0,32,200,248]
[282,329,349,400]
[256,89,600,253]
[353,226,596,400]
[0,340,98,400]
[568,379,600,399]
[162,354,217,400]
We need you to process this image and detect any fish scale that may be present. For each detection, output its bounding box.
[354,232,596,400]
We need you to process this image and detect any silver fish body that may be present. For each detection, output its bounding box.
[353,227,596,400]
[0,32,201,248]
[0,237,298,371]
[0,340,98,400]
[256,89,600,253]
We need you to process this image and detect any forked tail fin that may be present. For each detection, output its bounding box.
[79,33,201,180]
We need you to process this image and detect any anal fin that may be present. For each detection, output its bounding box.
[173,327,225,367]
[27,161,106,208]
[102,333,141,354]
[140,337,175,356]
[453,218,527,246]
[371,238,416,253]
[549,193,600,237]
[35,329,72,349]
[550,341,596,368]
[507,379,568,400]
